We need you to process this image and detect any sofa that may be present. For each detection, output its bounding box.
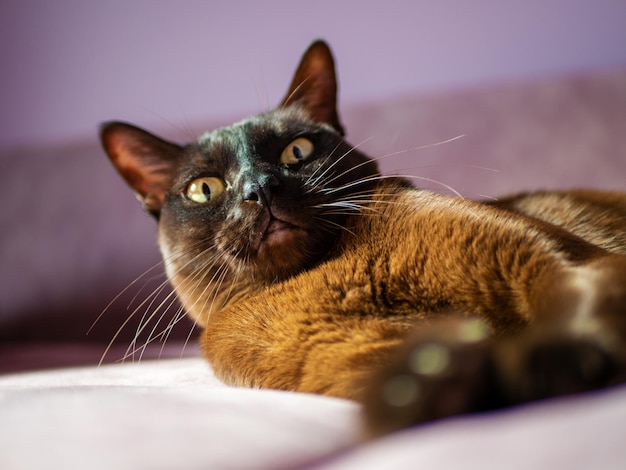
[1,67,625,469]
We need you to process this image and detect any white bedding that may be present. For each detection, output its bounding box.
[1,358,625,470]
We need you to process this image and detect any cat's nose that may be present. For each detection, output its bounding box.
[243,175,279,206]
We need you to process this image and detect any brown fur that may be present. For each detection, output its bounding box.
[101,41,626,437]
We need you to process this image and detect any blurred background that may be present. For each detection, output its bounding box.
[1,0,625,150]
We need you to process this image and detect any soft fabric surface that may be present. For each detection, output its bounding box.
[1,358,625,470]
[0,358,360,470]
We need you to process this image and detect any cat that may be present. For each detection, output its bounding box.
[101,40,626,437]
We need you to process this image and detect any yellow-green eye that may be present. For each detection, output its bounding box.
[280,137,314,165]
[185,177,225,204]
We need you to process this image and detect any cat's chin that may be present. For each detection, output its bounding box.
[247,215,315,280]
[262,219,300,244]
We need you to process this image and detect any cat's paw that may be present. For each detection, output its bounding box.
[496,332,621,403]
[362,318,500,437]
[362,318,625,437]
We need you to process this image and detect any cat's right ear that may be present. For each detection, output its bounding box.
[281,40,345,135]
[100,122,182,217]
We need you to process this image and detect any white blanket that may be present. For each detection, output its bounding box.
[1,358,625,470]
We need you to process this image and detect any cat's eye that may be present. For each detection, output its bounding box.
[280,137,314,165]
[185,177,226,204]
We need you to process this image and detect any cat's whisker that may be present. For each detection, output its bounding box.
[314,201,383,216]
[125,273,178,351]
[165,241,240,331]
[98,298,152,366]
[322,173,464,199]
[178,307,200,359]
[398,175,464,198]
[309,148,394,191]
[314,216,357,237]
[97,266,188,366]
[198,261,232,324]
[319,174,392,195]
[105,277,176,364]
[128,246,230,361]
[167,263,219,359]
[474,193,499,201]
[310,186,408,219]
[317,190,419,213]
[99,239,219,365]
[314,134,467,193]
[88,260,168,336]
[165,258,239,357]
[309,154,378,192]
[183,256,230,321]
[124,272,170,315]
[144,307,188,361]
[369,134,468,161]
[158,295,192,345]
[136,302,191,362]
[305,137,374,191]
[131,287,184,362]
[353,166,466,199]
[304,141,344,189]
[279,77,311,111]
[158,309,198,360]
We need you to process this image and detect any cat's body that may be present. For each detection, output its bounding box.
[102,41,626,436]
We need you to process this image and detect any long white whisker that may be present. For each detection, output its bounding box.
[376,134,467,160]
[305,137,374,191]
[88,260,166,336]
[322,174,464,199]
[304,141,344,187]
[141,247,232,356]
[97,237,218,364]
[311,134,467,192]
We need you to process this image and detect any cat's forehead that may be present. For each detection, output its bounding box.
[196,107,333,148]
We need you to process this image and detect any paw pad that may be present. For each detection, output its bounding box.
[381,374,419,407]
[457,319,490,343]
[409,343,450,376]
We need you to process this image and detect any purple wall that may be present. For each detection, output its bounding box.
[1,0,626,150]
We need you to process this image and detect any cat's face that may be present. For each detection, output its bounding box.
[157,106,376,298]
[101,41,379,325]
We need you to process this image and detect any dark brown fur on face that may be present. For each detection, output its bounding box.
[101,40,626,438]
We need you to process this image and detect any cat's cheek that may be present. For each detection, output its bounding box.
[158,238,177,280]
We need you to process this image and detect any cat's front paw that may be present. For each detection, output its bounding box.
[496,331,620,403]
[362,317,625,438]
[362,318,499,437]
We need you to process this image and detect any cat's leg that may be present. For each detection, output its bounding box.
[362,316,501,436]
[363,255,626,437]
[363,321,623,437]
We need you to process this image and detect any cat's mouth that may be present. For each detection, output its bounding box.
[265,218,295,238]
[258,215,305,248]
[249,207,309,257]
[244,206,329,280]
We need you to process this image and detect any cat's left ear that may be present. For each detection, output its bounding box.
[280,40,345,135]
[100,121,183,217]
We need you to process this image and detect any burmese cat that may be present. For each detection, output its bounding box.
[101,40,626,436]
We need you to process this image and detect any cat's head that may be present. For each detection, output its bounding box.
[101,40,379,325]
